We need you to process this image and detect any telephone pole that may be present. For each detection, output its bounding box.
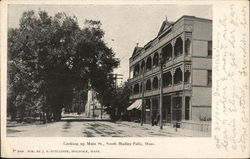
[159,53,165,129]
[141,68,145,126]
[107,73,123,119]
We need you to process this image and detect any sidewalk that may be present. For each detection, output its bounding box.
[118,121,211,137]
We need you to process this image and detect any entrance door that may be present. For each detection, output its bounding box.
[172,97,182,121]
[163,96,171,122]
[151,98,159,122]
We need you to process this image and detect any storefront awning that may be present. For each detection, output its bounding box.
[127,99,142,110]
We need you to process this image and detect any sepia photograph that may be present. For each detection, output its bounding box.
[6,4,213,137]
[1,0,249,158]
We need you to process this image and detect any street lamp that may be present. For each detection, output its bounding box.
[159,53,165,129]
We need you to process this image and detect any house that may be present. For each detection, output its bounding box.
[128,15,212,132]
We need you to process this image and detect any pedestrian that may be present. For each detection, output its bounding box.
[156,112,160,126]
[151,113,156,126]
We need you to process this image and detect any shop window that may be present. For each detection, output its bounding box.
[185,97,190,120]
[172,97,182,121]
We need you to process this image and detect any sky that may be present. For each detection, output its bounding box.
[8,4,212,84]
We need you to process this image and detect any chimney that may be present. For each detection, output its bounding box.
[165,16,168,22]
[136,43,139,47]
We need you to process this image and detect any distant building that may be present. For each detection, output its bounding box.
[128,16,212,131]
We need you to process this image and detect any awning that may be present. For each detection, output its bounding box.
[127,99,142,110]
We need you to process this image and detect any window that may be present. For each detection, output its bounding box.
[174,37,183,57]
[152,76,159,89]
[133,83,139,94]
[146,79,151,91]
[208,41,212,57]
[207,70,212,87]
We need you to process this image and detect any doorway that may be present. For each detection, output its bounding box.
[172,97,182,121]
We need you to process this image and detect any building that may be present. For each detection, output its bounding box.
[128,16,212,131]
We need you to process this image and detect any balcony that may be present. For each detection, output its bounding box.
[173,83,184,91]
[184,83,191,89]
[163,86,173,93]
[144,89,160,97]
[173,54,184,64]
[129,74,142,83]
[129,93,142,100]
[144,66,160,77]
[130,82,191,100]
[164,59,174,68]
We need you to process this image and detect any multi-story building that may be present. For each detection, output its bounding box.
[128,16,212,131]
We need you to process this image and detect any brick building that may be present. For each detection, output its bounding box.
[128,16,212,131]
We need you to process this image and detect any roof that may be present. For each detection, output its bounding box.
[130,15,212,58]
[158,19,173,35]
[132,46,142,56]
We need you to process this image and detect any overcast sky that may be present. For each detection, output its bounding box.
[8,4,212,84]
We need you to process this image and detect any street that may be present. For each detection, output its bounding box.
[7,117,210,137]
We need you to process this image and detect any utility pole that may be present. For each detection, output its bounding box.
[107,73,123,119]
[112,73,123,93]
[159,53,165,129]
[141,68,145,126]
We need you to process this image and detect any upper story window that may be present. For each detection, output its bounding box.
[207,70,212,87]
[162,43,172,62]
[133,64,140,77]
[146,56,152,71]
[153,53,159,67]
[185,38,191,55]
[208,41,212,57]
[140,61,145,73]
[133,83,140,94]
[152,76,159,89]
[174,37,183,57]
[146,79,152,91]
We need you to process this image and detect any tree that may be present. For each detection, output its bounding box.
[106,81,131,121]
[7,10,119,122]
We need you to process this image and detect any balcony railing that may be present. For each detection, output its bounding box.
[129,55,192,84]
[173,54,184,64]
[130,82,192,100]
[129,93,142,100]
[144,89,160,97]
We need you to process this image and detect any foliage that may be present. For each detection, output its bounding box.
[7,10,119,122]
[107,82,131,121]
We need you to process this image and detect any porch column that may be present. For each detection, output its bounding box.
[182,33,185,60]
[150,98,153,123]
[182,95,185,120]
[171,68,174,86]
[171,40,175,59]
[182,64,185,89]
[171,95,173,121]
